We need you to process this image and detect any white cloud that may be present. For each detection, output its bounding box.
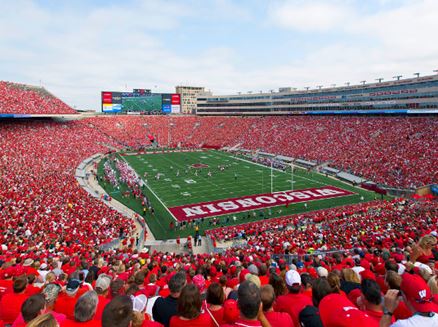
[0,0,437,110]
[268,0,354,32]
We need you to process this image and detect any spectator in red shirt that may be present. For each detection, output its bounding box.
[221,281,270,327]
[0,276,29,324]
[94,274,111,320]
[357,279,393,324]
[102,295,133,327]
[11,294,46,327]
[54,279,82,320]
[169,284,214,327]
[41,283,66,325]
[144,274,159,298]
[62,290,100,326]
[205,283,226,325]
[274,270,312,327]
[260,285,294,327]
[26,313,58,327]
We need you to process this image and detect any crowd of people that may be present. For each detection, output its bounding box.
[0,82,76,115]
[87,115,437,189]
[1,87,437,326]
[0,227,437,326]
[0,120,136,257]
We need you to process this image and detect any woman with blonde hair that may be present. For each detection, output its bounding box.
[27,313,59,327]
[410,234,437,264]
[340,268,361,295]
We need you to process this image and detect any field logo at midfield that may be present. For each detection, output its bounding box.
[191,163,209,169]
[169,186,355,221]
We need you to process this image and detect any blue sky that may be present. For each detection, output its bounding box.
[1,0,437,110]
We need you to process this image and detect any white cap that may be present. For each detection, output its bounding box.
[132,294,147,312]
[317,267,328,278]
[285,270,301,286]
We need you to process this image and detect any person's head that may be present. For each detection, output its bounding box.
[206,282,225,305]
[418,235,437,250]
[237,281,261,320]
[400,273,436,313]
[327,272,341,293]
[285,270,301,294]
[13,275,28,293]
[177,284,202,319]
[260,285,275,312]
[301,273,313,290]
[42,283,61,308]
[110,279,125,297]
[342,268,360,284]
[134,271,145,286]
[21,294,46,323]
[26,313,58,327]
[102,295,133,327]
[312,278,333,307]
[385,270,402,290]
[427,276,438,295]
[169,272,187,296]
[359,279,382,309]
[269,272,286,297]
[45,272,56,284]
[75,291,98,322]
[95,274,112,295]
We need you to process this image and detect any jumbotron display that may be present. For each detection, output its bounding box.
[101,89,181,114]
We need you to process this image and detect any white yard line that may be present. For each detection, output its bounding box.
[119,155,178,222]
[217,151,326,187]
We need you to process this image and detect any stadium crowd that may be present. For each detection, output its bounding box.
[0,82,76,115]
[87,116,437,189]
[1,86,438,326]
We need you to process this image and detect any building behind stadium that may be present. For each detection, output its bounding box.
[196,73,438,116]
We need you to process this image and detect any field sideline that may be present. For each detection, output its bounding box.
[98,150,382,240]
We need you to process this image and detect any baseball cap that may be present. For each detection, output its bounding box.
[245,274,261,288]
[319,293,378,327]
[285,269,301,286]
[400,273,437,313]
[248,264,259,275]
[96,274,111,292]
[66,279,81,294]
[132,294,147,312]
[316,267,328,278]
[42,283,61,303]
[23,258,34,266]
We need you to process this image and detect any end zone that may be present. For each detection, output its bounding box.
[169,186,355,221]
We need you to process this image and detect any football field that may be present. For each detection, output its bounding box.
[98,150,380,239]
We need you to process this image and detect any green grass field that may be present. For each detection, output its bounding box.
[98,150,383,240]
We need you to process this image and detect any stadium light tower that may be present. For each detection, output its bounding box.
[345,82,350,87]
[433,69,438,74]
[317,85,323,90]
[361,80,366,85]
[376,78,384,83]
[393,75,402,81]
[414,72,420,78]
[331,84,336,88]
[305,87,310,91]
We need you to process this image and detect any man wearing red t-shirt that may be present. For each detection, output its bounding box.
[94,275,111,320]
[0,276,30,325]
[54,279,82,320]
[62,290,100,327]
[273,270,312,327]
[221,281,267,327]
[260,285,294,327]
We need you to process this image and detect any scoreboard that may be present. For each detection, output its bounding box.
[101,89,181,114]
